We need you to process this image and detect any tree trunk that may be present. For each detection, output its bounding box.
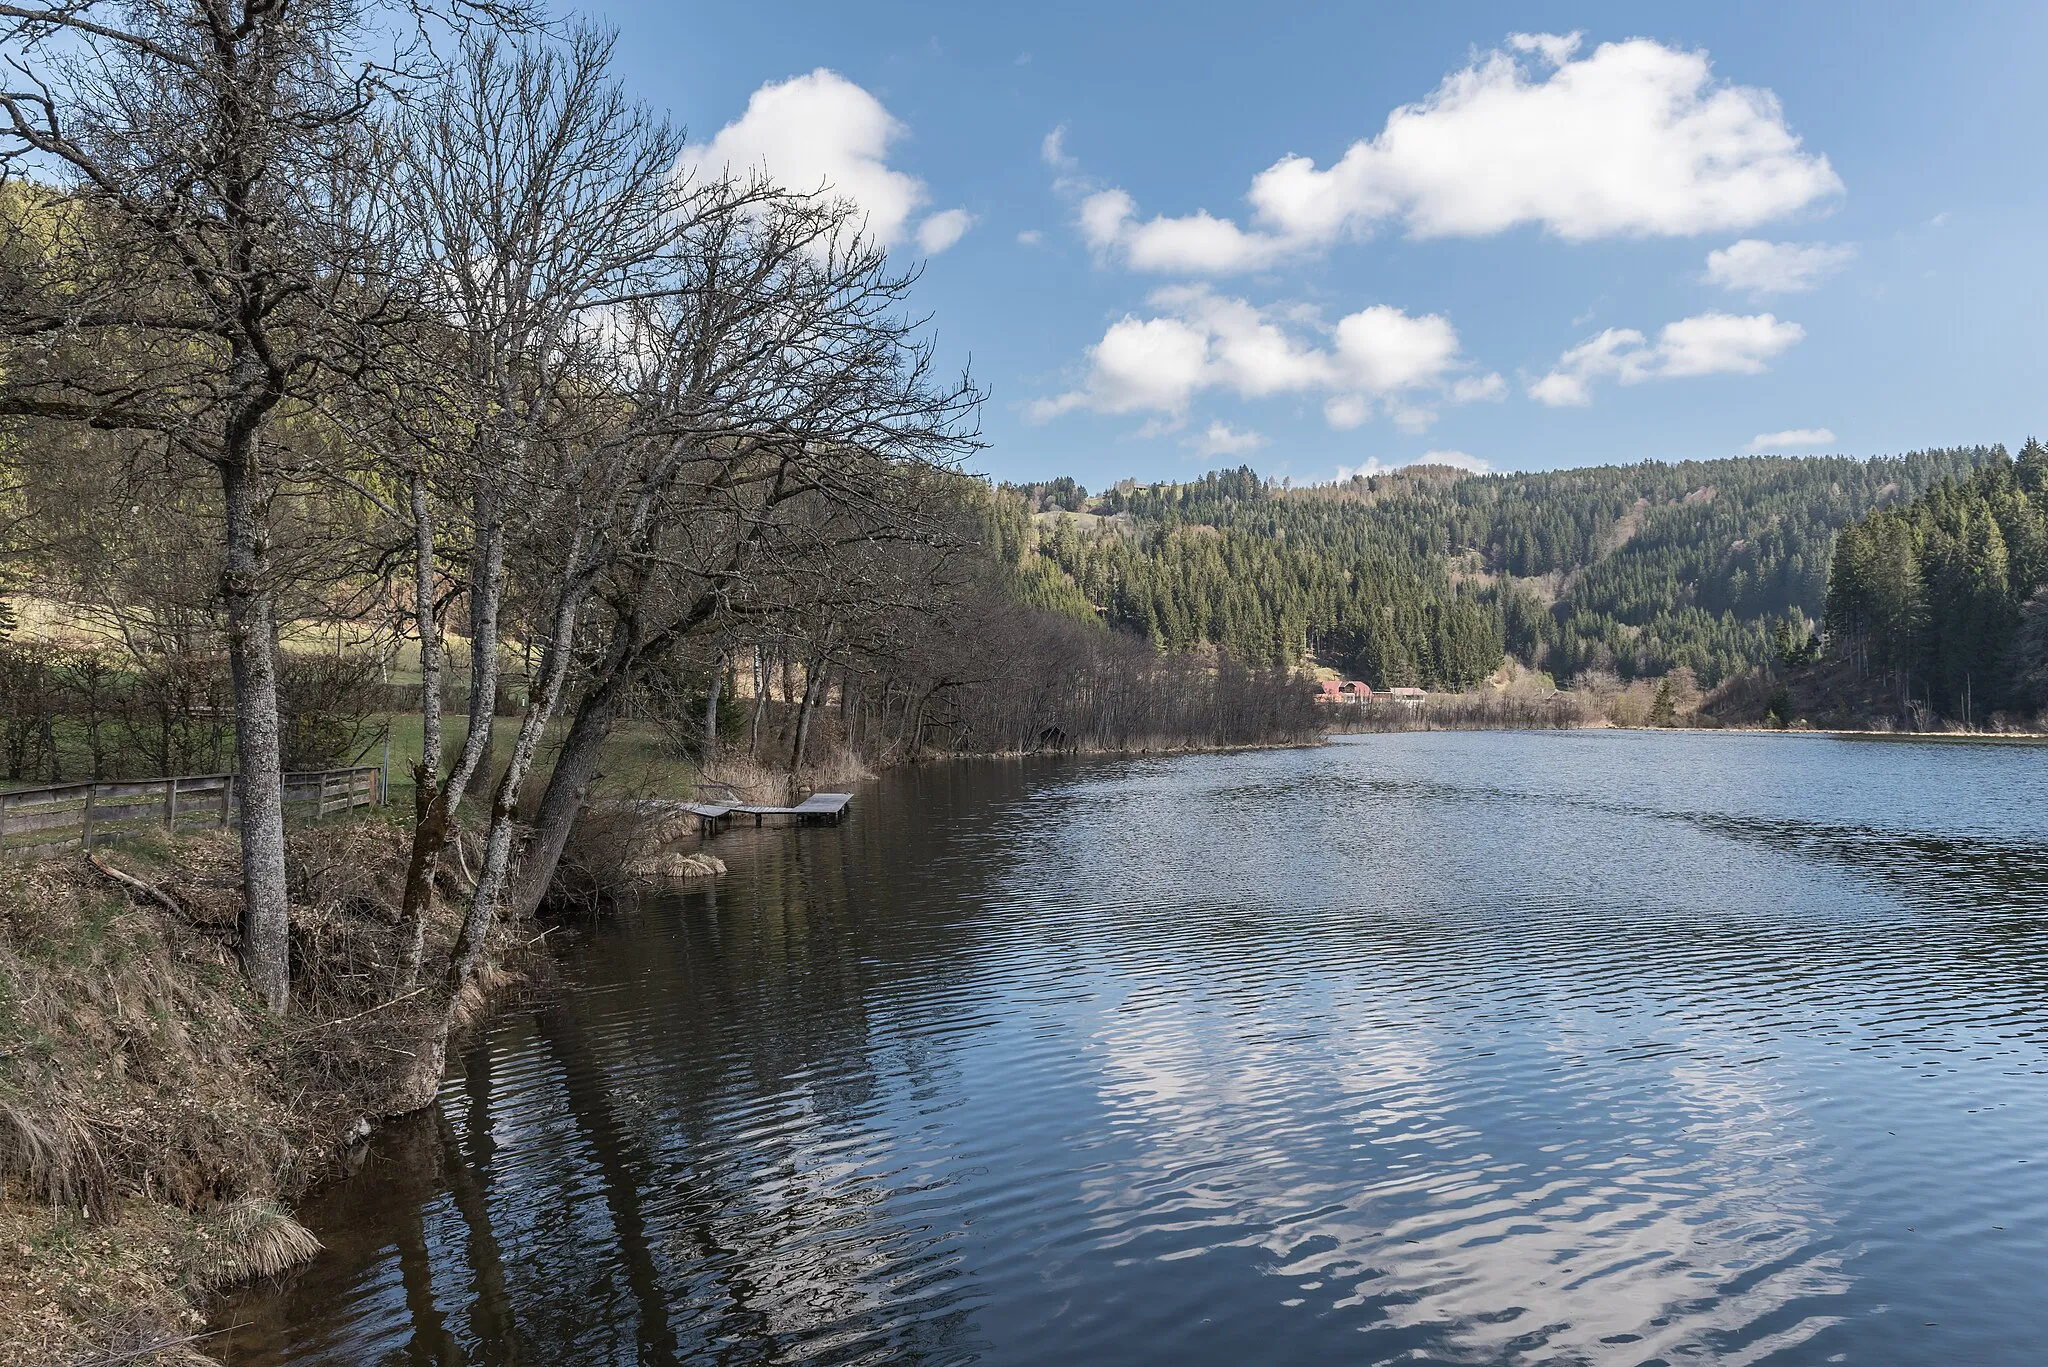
[778,653,798,744]
[401,483,506,988]
[509,673,625,922]
[747,645,768,758]
[448,540,588,993]
[221,453,291,1013]
[451,482,503,806]
[703,652,724,765]
[790,660,824,777]
[397,471,443,985]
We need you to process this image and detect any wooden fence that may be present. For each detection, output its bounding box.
[0,766,383,860]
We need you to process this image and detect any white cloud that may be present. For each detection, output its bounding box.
[917,208,975,254]
[1747,427,1836,452]
[1528,328,1646,407]
[1333,450,1490,480]
[680,69,971,253]
[1041,125,1075,169]
[1079,188,1137,252]
[1529,312,1804,406]
[1189,421,1267,458]
[1706,239,1855,294]
[1333,306,1460,391]
[1451,372,1508,403]
[1332,459,1392,480]
[1391,405,1438,435]
[1656,311,1806,377]
[1031,286,1495,428]
[1324,396,1372,430]
[1085,35,1841,273]
[1029,313,1211,419]
[1506,31,1583,66]
[1418,449,1490,473]
[1016,229,1044,247]
[1080,193,1293,273]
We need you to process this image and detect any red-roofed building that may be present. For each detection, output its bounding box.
[1315,680,1376,705]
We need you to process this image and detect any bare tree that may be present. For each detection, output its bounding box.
[369,26,739,985]
[0,0,442,1008]
[505,207,983,921]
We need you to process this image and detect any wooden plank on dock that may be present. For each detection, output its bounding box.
[681,802,736,819]
[733,793,853,826]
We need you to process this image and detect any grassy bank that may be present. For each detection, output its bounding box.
[0,701,731,1365]
[357,712,704,814]
[0,821,502,1366]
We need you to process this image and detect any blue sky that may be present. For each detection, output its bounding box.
[589,1,2047,487]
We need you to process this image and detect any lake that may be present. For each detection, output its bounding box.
[218,731,2048,1365]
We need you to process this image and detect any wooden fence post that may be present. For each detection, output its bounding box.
[165,776,179,832]
[82,785,96,851]
[0,791,9,859]
[220,776,233,828]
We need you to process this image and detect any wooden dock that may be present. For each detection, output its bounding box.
[678,802,738,836]
[684,790,853,833]
[735,792,854,828]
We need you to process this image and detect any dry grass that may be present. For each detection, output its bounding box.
[701,743,873,806]
[625,852,725,880]
[0,820,502,1366]
[0,1098,109,1216]
[184,1199,322,1291]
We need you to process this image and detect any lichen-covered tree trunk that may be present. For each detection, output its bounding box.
[703,652,725,764]
[508,674,624,922]
[453,481,503,805]
[397,471,444,985]
[747,646,768,757]
[447,542,587,993]
[221,449,291,1013]
[398,493,506,986]
[790,658,825,778]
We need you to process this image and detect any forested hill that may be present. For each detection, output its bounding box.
[1823,439,2048,723]
[994,447,2004,690]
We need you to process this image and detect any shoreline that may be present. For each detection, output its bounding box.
[0,823,555,1367]
[1322,720,2048,746]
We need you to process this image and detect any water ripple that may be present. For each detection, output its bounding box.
[220,732,2048,1366]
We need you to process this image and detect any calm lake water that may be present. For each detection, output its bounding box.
[219,732,2048,1366]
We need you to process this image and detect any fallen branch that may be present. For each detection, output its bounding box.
[450,830,479,892]
[283,985,430,1039]
[67,1324,239,1367]
[86,853,186,918]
